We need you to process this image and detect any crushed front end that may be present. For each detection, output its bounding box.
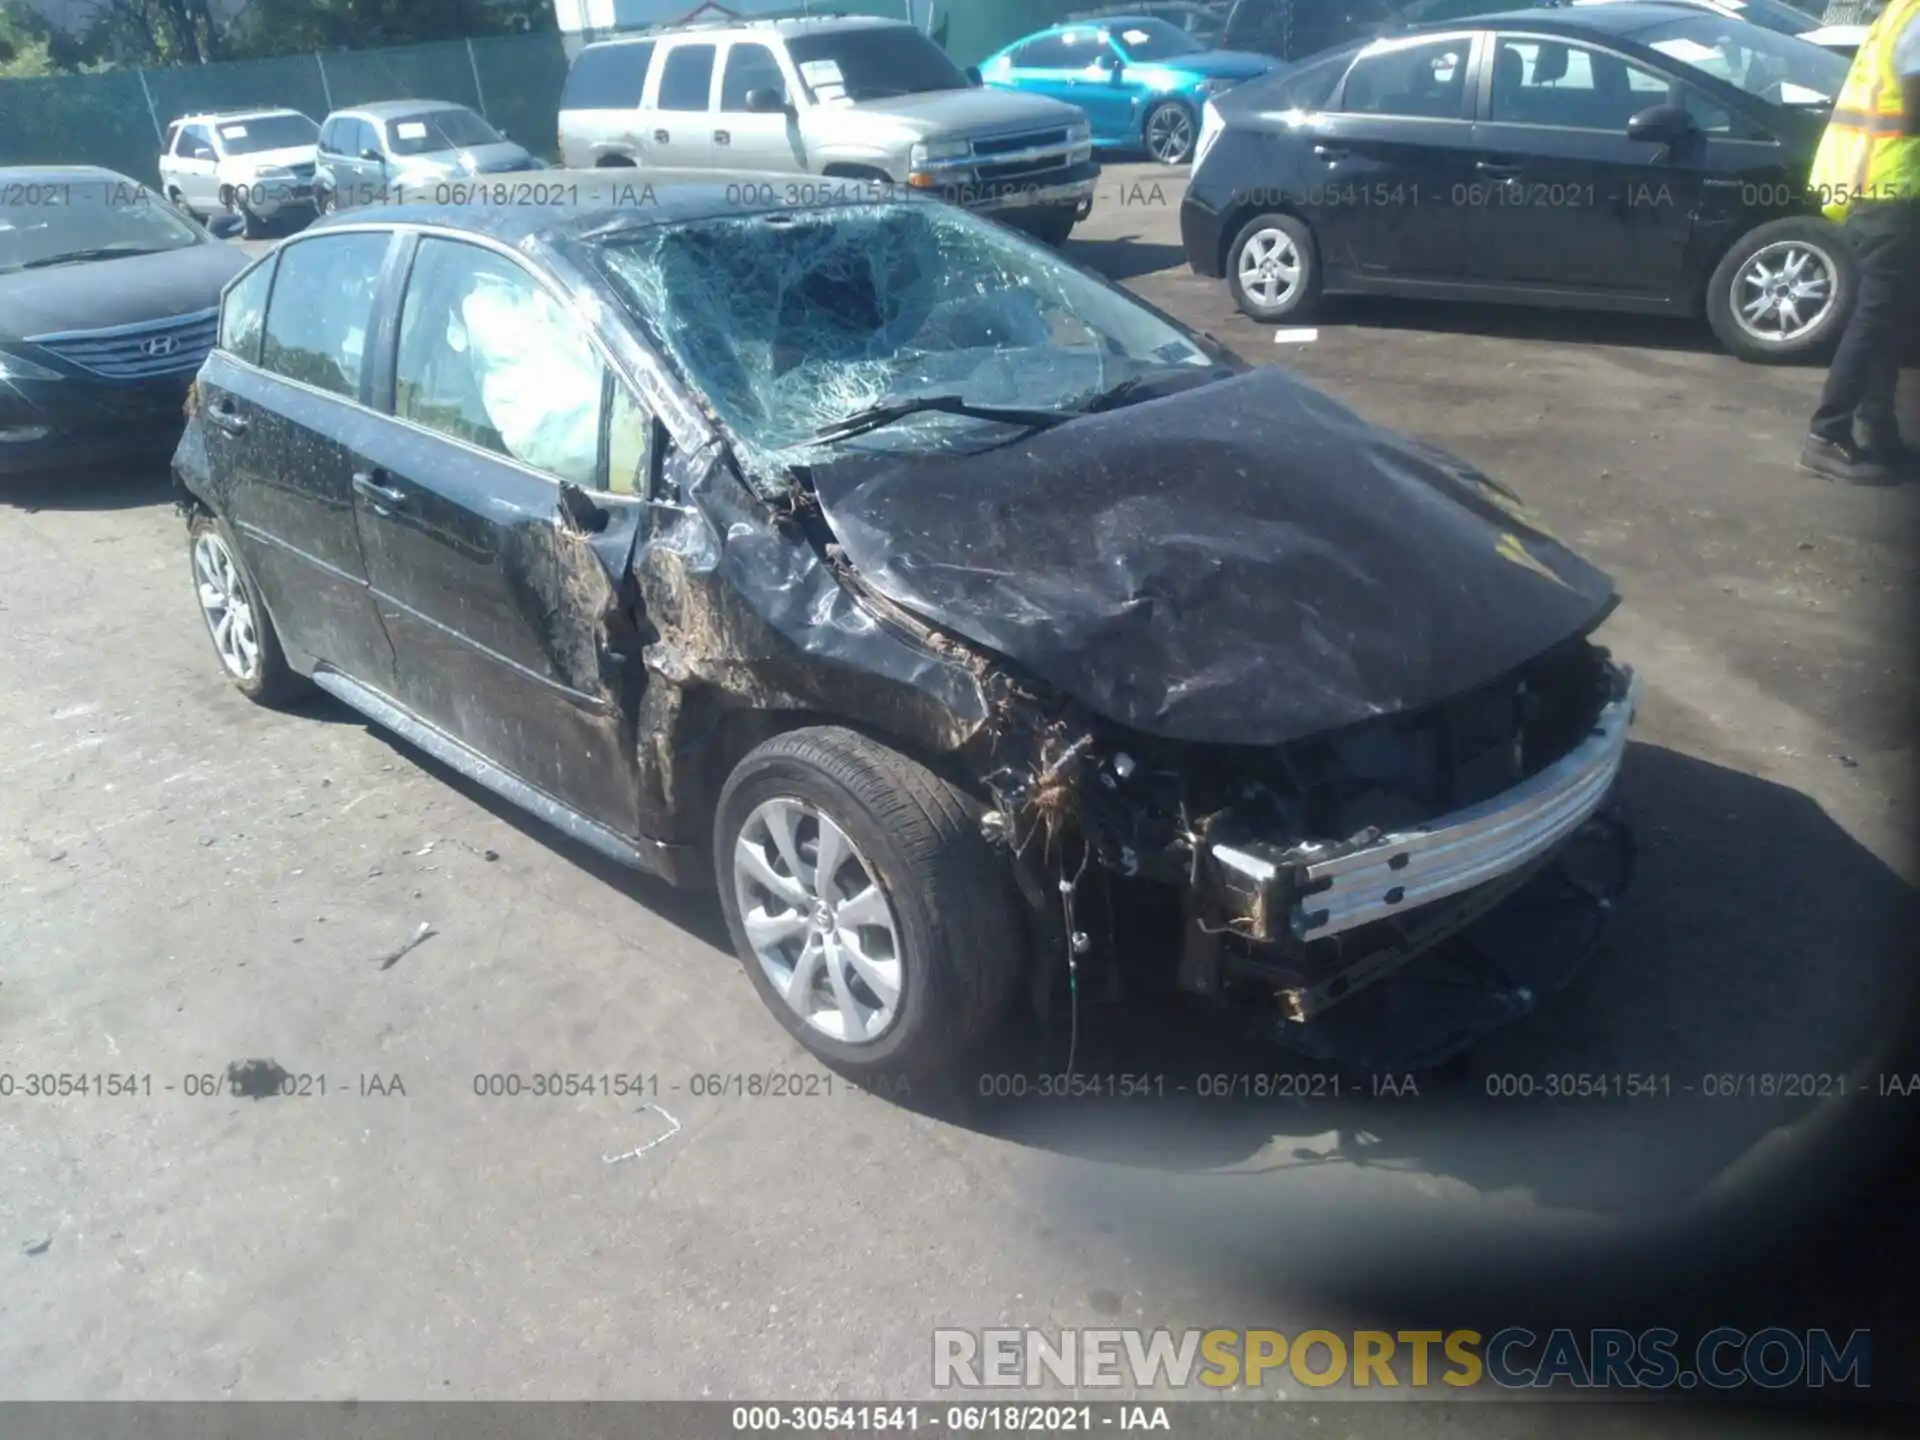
[977,638,1639,1072]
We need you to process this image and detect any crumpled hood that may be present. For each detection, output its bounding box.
[0,240,244,342]
[810,367,1618,746]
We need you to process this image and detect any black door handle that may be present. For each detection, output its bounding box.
[714,129,730,145]
[654,129,669,143]
[204,400,247,435]
[352,469,408,510]
[1476,161,1522,179]
[1312,143,1348,160]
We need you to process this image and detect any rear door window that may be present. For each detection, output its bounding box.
[656,42,718,112]
[1012,35,1078,67]
[258,232,390,400]
[564,42,656,109]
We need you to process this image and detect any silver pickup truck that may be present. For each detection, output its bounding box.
[557,16,1100,244]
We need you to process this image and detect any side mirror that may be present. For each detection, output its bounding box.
[744,87,791,114]
[207,213,245,239]
[964,64,983,87]
[361,147,385,162]
[1626,103,1698,146]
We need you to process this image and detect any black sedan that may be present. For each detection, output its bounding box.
[1,166,246,477]
[1182,6,1854,361]
[175,176,1638,1077]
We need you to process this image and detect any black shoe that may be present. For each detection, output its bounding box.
[1860,426,1916,469]
[1799,435,1898,486]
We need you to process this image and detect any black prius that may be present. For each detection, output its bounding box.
[1182,5,1854,362]
[175,173,1639,1078]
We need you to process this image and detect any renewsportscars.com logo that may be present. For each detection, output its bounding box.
[931,1327,1872,1392]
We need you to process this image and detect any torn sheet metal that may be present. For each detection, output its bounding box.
[809,366,1619,747]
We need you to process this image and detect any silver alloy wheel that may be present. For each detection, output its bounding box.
[1146,104,1194,164]
[192,531,261,682]
[1732,239,1837,345]
[1238,227,1303,310]
[733,796,904,1045]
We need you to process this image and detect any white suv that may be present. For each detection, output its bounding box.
[158,109,321,237]
[557,17,1098,244]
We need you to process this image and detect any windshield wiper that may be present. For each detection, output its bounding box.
[1079,365,1232,414]
[806,395,1072,445]
[17,245,170,269]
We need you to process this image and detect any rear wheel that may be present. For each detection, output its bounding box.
[714,727,1026,1078]
[1706,218,1854,364]
[1226,211,1321,324]
[187,511,309,707]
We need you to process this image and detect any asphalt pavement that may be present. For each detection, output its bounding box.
[1,164,1915,1413]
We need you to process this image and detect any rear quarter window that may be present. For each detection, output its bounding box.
[219,256,275,365]
[563,42,656,109]
[258,233,390,400]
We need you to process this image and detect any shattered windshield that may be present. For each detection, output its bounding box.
[593,202,1216,491]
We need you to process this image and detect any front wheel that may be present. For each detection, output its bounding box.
[715,727,1026,1078]
[314,184,336,216]
[1227,211,1321,324]
[1706,217,1854,364]
[1019,207,1078,247]
[1142,100,1196,165]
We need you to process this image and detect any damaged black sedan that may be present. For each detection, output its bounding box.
[174,178,1638,1077]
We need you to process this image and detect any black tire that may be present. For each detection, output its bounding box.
[1226,210,1321,324]
[1705,217,1855,365]
[1142,99,1197,165]
[186,510,310,707]
[314,184,335,216]
[1021,207,1078,247]
[714,726,1026,1078]
[164,185,193,219]
[238,199,267,240]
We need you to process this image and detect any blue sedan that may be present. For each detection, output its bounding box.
[979,16,1277,165]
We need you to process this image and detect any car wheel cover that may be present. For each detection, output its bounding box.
[732,796,904,1046]
[192,531,261,681]
[1732,239,1837,346]
[1238,227,1303,309]
[1147,105,1192,162]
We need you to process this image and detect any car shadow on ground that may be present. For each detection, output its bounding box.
[0,460,177,512]
[902,741,1917,1221]
[1309,293,1734,358]
[1064,235,1191,282]
[343,711,736,954]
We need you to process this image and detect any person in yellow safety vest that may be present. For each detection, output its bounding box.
[1800,0,1920,484]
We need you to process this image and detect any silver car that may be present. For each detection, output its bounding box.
[157,109,320,237]
[557,16,1099,244]
[314,101,545,212]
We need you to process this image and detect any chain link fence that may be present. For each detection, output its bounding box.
[0,1,1088,186]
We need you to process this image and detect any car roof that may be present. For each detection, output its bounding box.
[579,14,906,50]
[174,107,310,124]
[0,164,141,186]
[336,99,473,120]
[304,169,940,247]
[1404,2,1733,35]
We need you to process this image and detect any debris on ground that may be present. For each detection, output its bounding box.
[376,921,437,970]
[602,1104,683,1165]
[483,849,499,862]
[224,1058,291,1098]
[22,1236,51,1256]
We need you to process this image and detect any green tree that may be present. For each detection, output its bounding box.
[227,0,527,56]
[0,1,57,75]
